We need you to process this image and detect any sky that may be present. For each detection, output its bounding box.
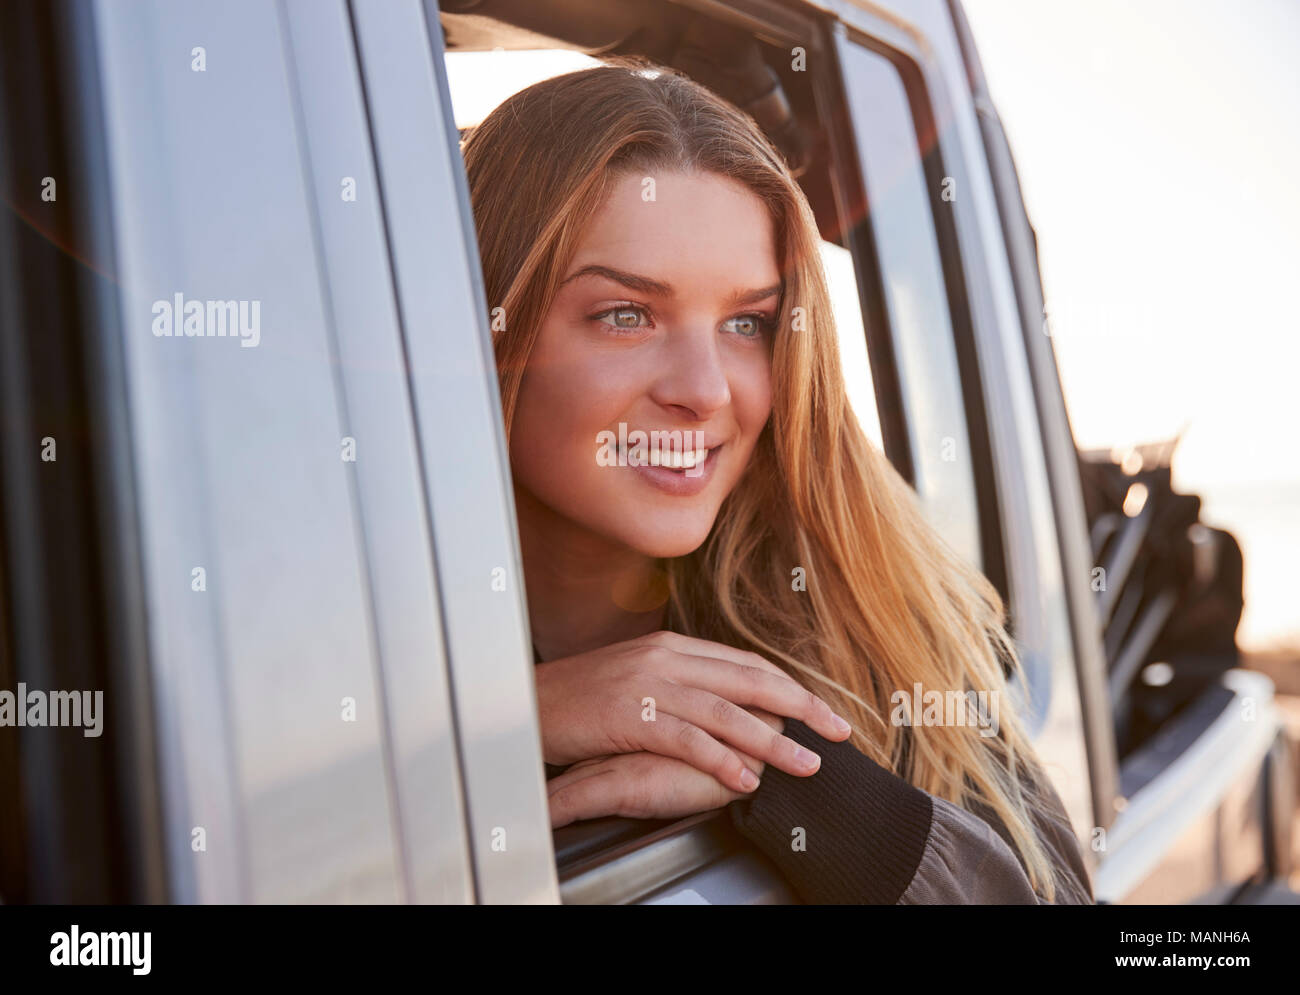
[443,4,1298,649]
[961,0,1300,649]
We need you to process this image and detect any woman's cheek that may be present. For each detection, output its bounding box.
[732,374,773,483]
[512,356,630,494]
[734,354,774,443]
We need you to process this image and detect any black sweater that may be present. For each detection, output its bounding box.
[538,654,1094,904]
[724,717,1093,903]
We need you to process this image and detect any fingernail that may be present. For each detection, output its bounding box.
[832,714,852,735]
[794,746,820,771]
[740,768,760,791]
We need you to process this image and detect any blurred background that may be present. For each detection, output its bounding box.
[961,0,1299,663]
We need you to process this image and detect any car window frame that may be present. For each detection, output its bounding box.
[826,27,1002,599]
[835,0,1097,845]
[943,0,1119,831]
[365,0,558,903]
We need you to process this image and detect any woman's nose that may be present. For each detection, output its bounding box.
[647,328,732,419]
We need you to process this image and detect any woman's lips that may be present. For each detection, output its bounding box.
[627,443,722,496]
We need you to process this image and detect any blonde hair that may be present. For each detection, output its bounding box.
[463,57,1083,901]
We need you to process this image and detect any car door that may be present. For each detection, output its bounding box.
[0,0,555,904]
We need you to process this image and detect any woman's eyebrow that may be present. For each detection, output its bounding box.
[560,264,783,307]
[559,264,671,296]
[729,283,783,307]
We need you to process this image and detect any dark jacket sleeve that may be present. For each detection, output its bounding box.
[726,718,1094,904]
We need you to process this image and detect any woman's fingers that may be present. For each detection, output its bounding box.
[547,753,739,829]
[548,765,622,829]
[545,754,673,828]
[536,632,852,790]
[662,685,821,779]
[642,630,788,677]
[745,706,786,734]
[635,710,763,795]
[650,643,852,744]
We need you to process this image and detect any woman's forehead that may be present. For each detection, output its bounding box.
[568,170,782,294]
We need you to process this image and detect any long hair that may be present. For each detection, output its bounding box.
[462,57,1083,901]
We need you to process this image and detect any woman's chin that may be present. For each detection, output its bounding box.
[599,512,715,560]
[627,523,718,559]
[633,537,710,559]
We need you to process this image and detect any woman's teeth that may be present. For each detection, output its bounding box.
[615,446,713,470]
[653,448,710,469]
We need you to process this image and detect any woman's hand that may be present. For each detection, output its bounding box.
[535,630,848,794]
[547,708,785,828]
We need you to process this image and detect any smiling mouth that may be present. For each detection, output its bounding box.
[656,446,711,470]
[618,443,722,472]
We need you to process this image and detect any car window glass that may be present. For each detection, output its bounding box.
[837,40,983,571]
[821,240,884,453]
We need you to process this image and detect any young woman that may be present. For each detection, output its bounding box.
[461,57,1093,905]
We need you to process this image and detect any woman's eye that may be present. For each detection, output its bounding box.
[723,314,773,339]
[591,307,771,338]
[592,305,650,331]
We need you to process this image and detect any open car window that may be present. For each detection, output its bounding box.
[441,1,1001,901]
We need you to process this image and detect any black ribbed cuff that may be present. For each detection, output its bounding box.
[728,718,934,904]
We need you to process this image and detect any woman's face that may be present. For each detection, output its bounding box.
[510,169,779,559]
